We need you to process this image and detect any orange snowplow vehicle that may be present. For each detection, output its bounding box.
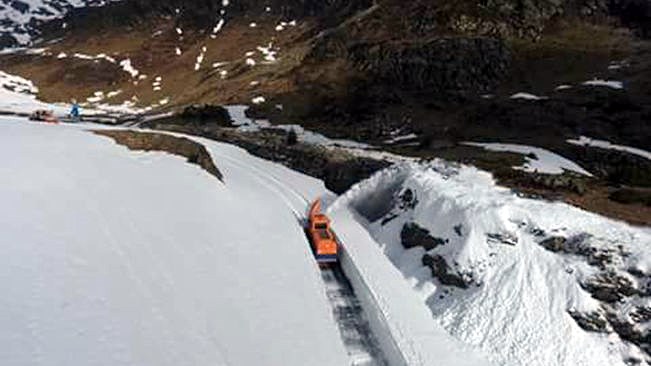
[306,199,339,264]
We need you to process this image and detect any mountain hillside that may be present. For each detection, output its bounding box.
[0,2,649,366]
[0,0,123,47]
[0,0,647,226]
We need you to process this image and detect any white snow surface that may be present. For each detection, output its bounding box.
[464,142,593,176]
[331,162,651,366]
[330,206,492,366]
[0,77,70,115]
[0,119,348,366]
[568,136,651,161]
[0,70,38,94]
[0,69,144,115]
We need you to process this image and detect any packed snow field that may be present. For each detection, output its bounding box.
[331,162,651,366]
[0,119,349,366]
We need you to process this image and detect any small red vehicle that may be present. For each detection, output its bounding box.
[29,110,60,124]
[306,199,339,264]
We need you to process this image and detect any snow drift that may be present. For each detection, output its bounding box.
[331,161,651,366]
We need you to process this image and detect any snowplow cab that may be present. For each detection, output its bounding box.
[307,200,338,264]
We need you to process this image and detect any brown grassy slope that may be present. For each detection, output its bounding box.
[0,16,316,108]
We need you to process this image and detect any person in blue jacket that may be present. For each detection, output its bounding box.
[69,99,80,122]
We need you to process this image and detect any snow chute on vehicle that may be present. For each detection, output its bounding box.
[306,199,339,264]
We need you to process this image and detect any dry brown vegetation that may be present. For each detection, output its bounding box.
[0,16,314,108]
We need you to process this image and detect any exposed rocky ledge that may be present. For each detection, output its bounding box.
[93,130,223,181]
[139,121,389,194]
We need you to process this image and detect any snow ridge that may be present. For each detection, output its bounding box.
[333,161,651,366]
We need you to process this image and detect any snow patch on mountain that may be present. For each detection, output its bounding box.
[332,162,651,366]
[568,136,651,162]
[463,142,593,176]
[0,0,122,47]
[0,69,38,94]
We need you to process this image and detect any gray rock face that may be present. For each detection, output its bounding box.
[142,119,391,195]
[347,38,510,95]
[537,231,651,360]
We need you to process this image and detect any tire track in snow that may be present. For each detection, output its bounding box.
[152,131,388,365]
[322,265,388,366]
[206,148,308,219]
[189,137,387,365]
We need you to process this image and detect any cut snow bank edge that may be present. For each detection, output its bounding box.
[337,238,408,366]
[330,207,490,366]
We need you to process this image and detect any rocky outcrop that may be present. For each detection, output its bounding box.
[53,0,371,33]
[401,222,448,250]
[536,229,651,358]
[179,104,233,126]
[568,309,612,332]
[608,0,651,38]
[93,130,223,181]
[422,254,470,289]
[537,234,627,269]
[346,38,510,95]
[141,121,390,194]
[609,188,651,206]
[445,0,611,39]
[567,145,651,188]
[582,271,639,303]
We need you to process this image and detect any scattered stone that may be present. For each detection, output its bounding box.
[487,232,518,246]
[454,224,463,237]
[540,236,567,252]
[399,188,418,210]
[528,227,546,237]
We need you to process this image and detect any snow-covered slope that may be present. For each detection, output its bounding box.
[0,0,120,46]
[0,69,72,114]
[331,162,651,366]
[0,118,348,366]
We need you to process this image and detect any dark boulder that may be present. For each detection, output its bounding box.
[422,254,469,289]
[568,310,611,332]
[540,236,568,252]
[180,104,233,126]
[401,222,448,250]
